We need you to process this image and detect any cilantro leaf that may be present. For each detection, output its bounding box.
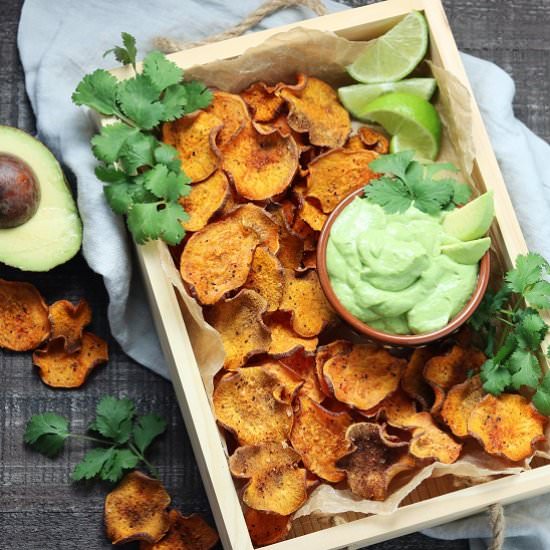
[72,447,114,481]
[118,132,156,174]
[506,253,549,295]
[133,414,167,455]
[408,168,454,214]
[95,166,128,184]
[161,84,189,121]
[103,32,137,71]
[101,449,140,482]
[515,310,548,350]
[72,69,120,116]
[89,396,135,444]
[182,81,213,113]
[104,181,155,215]
[91,122,138,164]
[154,142,181,172]
[157,203,188,245]
[524,280,550,310]
[142,51,183,93]
[369,150,415,181]
[142,165,191,202]
[127,202,162,244]
[532,373,550,416]
[450,181,472,205]
[480,359,511,395]
[507,348,541,390]
[363,176,412,213]
[117,74,164,130]
[24,413,69,457]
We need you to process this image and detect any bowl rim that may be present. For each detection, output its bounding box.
[316,187,491,347]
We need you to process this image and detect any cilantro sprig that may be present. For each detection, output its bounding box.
[470,252,550,414]
[364,151,471,215]
[72,32,212,244]
[24,396,167,482]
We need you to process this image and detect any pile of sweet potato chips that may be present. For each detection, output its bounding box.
[0,279,108,387]
[104,470,218,549]
[167,75,547,546]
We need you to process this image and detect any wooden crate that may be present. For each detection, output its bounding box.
[119,0,549,548]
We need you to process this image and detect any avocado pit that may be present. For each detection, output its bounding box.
[0,153,40,228]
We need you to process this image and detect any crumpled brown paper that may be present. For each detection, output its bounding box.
[160,26,546,521]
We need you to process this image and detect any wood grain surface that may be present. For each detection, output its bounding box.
[1,0,548,549]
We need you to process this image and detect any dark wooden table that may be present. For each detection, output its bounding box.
[1,1,548,548]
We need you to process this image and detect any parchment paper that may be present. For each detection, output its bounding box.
[160,26,550,520]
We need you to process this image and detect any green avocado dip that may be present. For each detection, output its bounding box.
[327,197,484,335]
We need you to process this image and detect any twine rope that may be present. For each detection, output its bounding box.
[155,2,506,548]
[153,0,327,52]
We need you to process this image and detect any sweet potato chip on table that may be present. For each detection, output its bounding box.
[279,349,324,402]
[206,90,249,146]
[229,442,308,516]
[105,471,170,545]
[290,395,353,482]
[180,216,260,305]
[265,314,318,357]
[0,279,50,351]
[221,122,298,200]
[240,81,284,122]
[278,75,351,148]
[243,247,284,312]
[33,332,108,388]
[244,507,291,547]
[401,348,434,410]
[206,290,271,371]
[48,298,92,353]
[441,375,484,438]
[162,111,222,183]
[468,393,546,461]
[179,170,229,232]
[213,365,294,445]
[336,423,416,501]
[140,510,219,550]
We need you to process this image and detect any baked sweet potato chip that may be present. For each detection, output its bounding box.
[290,396,353,482]
[244,507,291,547]
[105,471,170,545]
[240,81,284,122]
[207,90,249,146]
[278,76,350,148]
[0,279,50,351]
[33,332,108,388]
[213,366,293,445]
[280,270,334,337]
[266,314,318,357]
[139,510,219,550]
[369,389,417,429]
[221,123,298,200]
[306,149,379,213]
[408,412,462,464]
[180,216,260,305]
[323,344,405,411]
[229,442,307,515]
[315,340,352,399]
[424,345,486,413]
[297,197,327,232]
[280,349,324,403]
[48,299,92,353]
[258,359,304,404]
[336,423,415,501]
[441,375,484,438]
[225,203,280,254]
[401,348,434,410]
[243,247,284,312]
[468,393,546,461]
[162,111,222,183]
[206,290,270,371]
[179,170,229,232]
[357,126,389,153]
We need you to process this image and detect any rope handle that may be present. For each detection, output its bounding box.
[155,3,506,549]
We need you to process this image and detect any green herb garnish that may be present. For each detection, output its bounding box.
[24,396,166,482]
[470,252,550,414]
[72,32,212,244]
[364,151,471,215]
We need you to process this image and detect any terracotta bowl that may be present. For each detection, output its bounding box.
[316,187,491,347]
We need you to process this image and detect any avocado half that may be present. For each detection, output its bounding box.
[0,126,82,271]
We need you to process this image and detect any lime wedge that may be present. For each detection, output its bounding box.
[361,92,441,160]
[338,78,437,120]
[347,11,429,83]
